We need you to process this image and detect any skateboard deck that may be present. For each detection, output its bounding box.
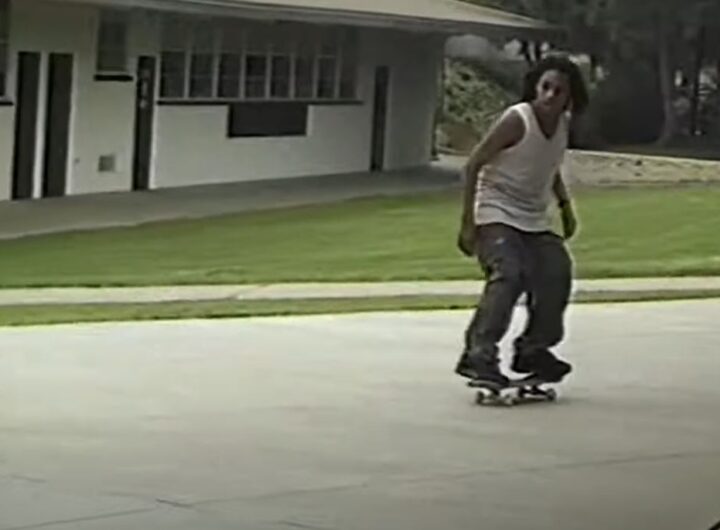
[468,375,558,407]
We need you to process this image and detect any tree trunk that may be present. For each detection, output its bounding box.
[533,42,543,62]
[589,54,600,83]
[656,14,677,146]
[689,27,706,136]
[520,40,534,65]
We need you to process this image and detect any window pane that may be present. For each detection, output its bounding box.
[97,50,127,73]
[0,41,7,80]
[339,54,356,99]
[160,51,186,98]
[294,56,314,99]
[0,0,7,40]
[218,53,241,98]
[189,53,214,98]
[160,16,189,98]
[317,57,336,99]
[270,56,290,98]
[245,55,267,98]
[228,102,308,138]
[96,12,128,72]
[187,22,215,99]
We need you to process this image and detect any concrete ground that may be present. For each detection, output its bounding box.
[0,164,459,240]
[2,277,720,306]
[2,300,720,530]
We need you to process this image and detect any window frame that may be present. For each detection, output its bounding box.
[95,9,130,76]
[158,17,358,104]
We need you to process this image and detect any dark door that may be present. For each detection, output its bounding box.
[42,53,73,198]
[11,52,41,200]
[132,56,156,191]
[370,66,390,172]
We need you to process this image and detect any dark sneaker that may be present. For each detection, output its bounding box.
[512,350,572,383]
[456,352,509,386]
[455,352,478,380]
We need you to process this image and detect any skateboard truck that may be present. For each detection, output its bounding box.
[468,376,558,407]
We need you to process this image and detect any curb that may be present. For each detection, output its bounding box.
[1,279,720,307]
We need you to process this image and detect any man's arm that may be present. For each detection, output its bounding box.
[553,171,578,240]
[456,111,524,256]
[552,171,571,207]
[460,112,524,225]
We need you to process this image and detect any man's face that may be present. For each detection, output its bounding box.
[535,70,571,115]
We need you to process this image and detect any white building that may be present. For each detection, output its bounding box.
[0,0,548,201]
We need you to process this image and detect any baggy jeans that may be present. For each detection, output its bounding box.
[464,223,573,362]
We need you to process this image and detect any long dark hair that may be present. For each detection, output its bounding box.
[521,55,590,115]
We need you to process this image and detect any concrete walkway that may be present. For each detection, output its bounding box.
[2,301,720,529]
[0,164,459,240]
[1,277,720,306]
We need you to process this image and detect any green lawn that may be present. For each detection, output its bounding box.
[0,185,719,288]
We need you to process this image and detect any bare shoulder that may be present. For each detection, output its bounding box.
[491,106,525,149]
[476,105,525,155]
[465,105,526,170]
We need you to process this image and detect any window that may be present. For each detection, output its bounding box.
[294,42,315,99]
[244,55,267,98]
[316,57,337,99]
[0,0,8,97]
[160,18,188,98]
[189,21,215,98]
[269,35,292,99]
[96,10,129,74]
[270,55,291,98]
[218,24,243,98]
[316,34,339,99]
[339,57,357,99]
[158,17,357,103]
[339,34,357,99]
[244,28,269,99]
[228,102,307,137]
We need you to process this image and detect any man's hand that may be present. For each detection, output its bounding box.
[560,201,578,240]
[457,219,476,257]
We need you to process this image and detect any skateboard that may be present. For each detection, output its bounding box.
[468,375,558,407]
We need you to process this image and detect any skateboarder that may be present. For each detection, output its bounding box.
[454,55,590,387]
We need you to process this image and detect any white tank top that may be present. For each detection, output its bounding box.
[474,102,568,233]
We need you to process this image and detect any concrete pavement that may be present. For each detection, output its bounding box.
[2,300,720,529]
[1,277,720,306]
[0,164,459,241]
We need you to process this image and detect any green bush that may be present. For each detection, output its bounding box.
[438,59,515,153]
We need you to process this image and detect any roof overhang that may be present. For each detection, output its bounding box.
[63,0,560,40]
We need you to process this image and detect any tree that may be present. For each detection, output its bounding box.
[464,0,720,145]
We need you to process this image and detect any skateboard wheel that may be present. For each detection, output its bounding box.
[475,392,486,405]
[502,395,517,407]
[546,389,558,401]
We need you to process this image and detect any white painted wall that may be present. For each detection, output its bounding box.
[378,32,444,170]
[0,109,13,199]
[153,28,445,188]
[2,0,149,199]
[0,1,445,198]
[154,104,372,187]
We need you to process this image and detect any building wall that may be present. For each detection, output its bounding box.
[154,104,372,187]
[0,107,12,198]
[2,0,154,199]
[0,0,445,199]
[379,32,444,170]
[154,29,444,187]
